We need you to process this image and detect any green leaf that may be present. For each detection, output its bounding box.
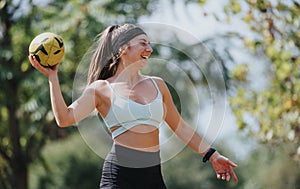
[231,0,241,14]
[198,0,206,6]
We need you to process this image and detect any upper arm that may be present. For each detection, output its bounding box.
[156,78,182,131]
[66,81,105,125]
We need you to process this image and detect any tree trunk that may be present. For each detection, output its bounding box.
[8,81,28,189]
[11,164,28,189]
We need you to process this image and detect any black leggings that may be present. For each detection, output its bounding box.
[99,144,167,189]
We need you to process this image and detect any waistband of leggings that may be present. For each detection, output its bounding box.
[106,143,161,168]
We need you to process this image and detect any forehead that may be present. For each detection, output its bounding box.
[129,34,149,43]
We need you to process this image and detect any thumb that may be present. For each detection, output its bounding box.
[227,159,238,168]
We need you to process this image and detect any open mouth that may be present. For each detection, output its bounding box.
[141,55,149,59]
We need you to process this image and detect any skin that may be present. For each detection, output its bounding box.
[28,34,238,182]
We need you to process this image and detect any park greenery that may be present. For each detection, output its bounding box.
[0,0,299,188]
[221,0,300,152]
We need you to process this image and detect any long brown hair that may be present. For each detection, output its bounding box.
[87,24,146,84]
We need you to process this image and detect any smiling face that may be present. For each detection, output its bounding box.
[121,34,153,68]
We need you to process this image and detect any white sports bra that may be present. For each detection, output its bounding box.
[103,78,164,139]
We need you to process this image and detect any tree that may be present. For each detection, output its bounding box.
[29,132,102,189]
[0,0,156,188]
[198,0,300,158]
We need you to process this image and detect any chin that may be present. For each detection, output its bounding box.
[140,60,148,68]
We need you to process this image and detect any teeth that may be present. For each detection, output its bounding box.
[142,56,149,59]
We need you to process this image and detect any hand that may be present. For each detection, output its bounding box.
[209,151,238,182]
[28,55,59,77]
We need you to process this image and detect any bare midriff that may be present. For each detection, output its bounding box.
[111,124,160,152]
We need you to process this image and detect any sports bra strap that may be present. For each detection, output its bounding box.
[149,77,160,94]
[105,80,113,90]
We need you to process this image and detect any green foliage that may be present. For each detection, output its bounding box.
[0,0,156,188]
[224,0,242,15]
[239,143,300,189]
[216,0,300,156]
[198,0,206,7]
[29,132,102,189]
[194,0,300,187]
[162,143,241,189]
[230,64,249,82]
[163,139,300,189]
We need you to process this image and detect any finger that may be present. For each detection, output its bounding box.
[228,160,238,168]
[221,174,226,180]
[29,55,50,75]
[28,55,36,63]
[226,172,230,181]
[28,55,35,65]
[229,167,239,182]
[52,62,60,71]
[29,55,40,68]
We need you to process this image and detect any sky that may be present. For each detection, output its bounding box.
[139,0,251,40]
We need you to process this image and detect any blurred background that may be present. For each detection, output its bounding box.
[1,0,300,188]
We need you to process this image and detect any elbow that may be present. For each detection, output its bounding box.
[57,122,70,128]
[55,118,75,128]
[54,110,76,127]
[56,121,69,128]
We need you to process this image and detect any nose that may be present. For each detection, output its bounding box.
[146,44,153,53]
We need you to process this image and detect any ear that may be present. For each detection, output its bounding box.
[119,45,128,56]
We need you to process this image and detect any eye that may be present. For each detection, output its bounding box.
[140,41,151,47]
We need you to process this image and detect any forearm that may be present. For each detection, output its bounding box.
[48,74,74,127]
[174,120,211,156]
[29,56,88,127]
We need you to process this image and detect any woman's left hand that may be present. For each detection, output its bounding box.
[209,151,238,182]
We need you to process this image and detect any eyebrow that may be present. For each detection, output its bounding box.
[138,38,150,43]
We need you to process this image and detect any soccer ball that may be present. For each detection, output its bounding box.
[29,32,64,67]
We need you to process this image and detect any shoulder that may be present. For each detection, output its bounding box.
[84,80,111,96]
[149,76,175,104]
[87,79,108,89]
[148,76,163,84]
[148,76,168,91]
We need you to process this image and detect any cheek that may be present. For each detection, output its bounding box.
[129,49,141,58]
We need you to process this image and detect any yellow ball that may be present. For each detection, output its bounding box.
[29,32,64,67]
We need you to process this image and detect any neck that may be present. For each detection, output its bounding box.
[112,61,144,85]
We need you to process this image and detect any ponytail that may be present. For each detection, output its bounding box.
[87,24,146,84]
[87,25,119,84]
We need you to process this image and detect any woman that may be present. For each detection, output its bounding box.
[29,23,238,189]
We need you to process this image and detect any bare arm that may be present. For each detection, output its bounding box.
[158,78,210,155]
[157,78,238,182]
[29,56,101,127]
[48,74,101,127]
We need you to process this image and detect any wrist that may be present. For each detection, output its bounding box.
[48,74,58,82]
[202,148,216,163]
[209,150,220,163]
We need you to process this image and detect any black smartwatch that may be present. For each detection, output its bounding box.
[202,148,216,163]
